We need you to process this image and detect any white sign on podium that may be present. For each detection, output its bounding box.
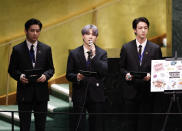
[151,60,182,92]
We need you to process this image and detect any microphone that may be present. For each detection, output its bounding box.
[88,40,93,46]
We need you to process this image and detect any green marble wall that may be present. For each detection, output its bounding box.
[172,0,182,57]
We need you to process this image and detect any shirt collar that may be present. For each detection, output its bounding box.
[26,39,38,50]
[83,44,91,54]
[136,39,147,48]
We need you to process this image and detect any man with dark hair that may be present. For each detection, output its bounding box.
[8,18,54,131]
[120,17,162,131]
[25,18,42,31]
[66,24,107,131]
[132,17,150,30]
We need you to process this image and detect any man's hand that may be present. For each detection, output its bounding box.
[37,74,47,83]
[20,74,28,84]
[144,73,151,81]
[125,73,132,81]
[77,73,84,81]
[89,44,96,57]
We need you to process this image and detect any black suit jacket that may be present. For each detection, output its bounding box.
[120,40,162,100]
[8,41,54,103]
[66,45,108,104]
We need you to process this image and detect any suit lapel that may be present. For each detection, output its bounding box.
[141,41,151,66]
[131,41,140,66]
[23,41,34,68]
[78,46,87,68]
[95,45,99,58]
[35,42,41,68]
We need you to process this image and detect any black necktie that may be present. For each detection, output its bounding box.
[138,45,142,57]
[30,45,35,63]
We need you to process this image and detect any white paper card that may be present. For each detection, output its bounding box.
[151,60,182,92]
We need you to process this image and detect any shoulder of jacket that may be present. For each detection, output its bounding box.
[95,45,106,53]
[147,40,160,49]
[13,41,25,49]
[123,40,135,48]
[38,41,51,49]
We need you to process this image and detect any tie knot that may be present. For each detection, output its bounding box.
[30,44,34,50]
[87,51,91,54]
[87,51,92,57]
[139,45,142,49]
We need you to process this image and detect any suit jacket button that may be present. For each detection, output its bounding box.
[96,83,99,87]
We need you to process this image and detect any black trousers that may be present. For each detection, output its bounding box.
[18,101,48,131]
[72,102,104,131]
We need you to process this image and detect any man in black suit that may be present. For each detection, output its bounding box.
[120,17,162,131]
[66,24,108,131]
[8,18,54,131]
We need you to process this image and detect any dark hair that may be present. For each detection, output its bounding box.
[132,17,149,29]
[81,24,98,37]
[25,18,42,31]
